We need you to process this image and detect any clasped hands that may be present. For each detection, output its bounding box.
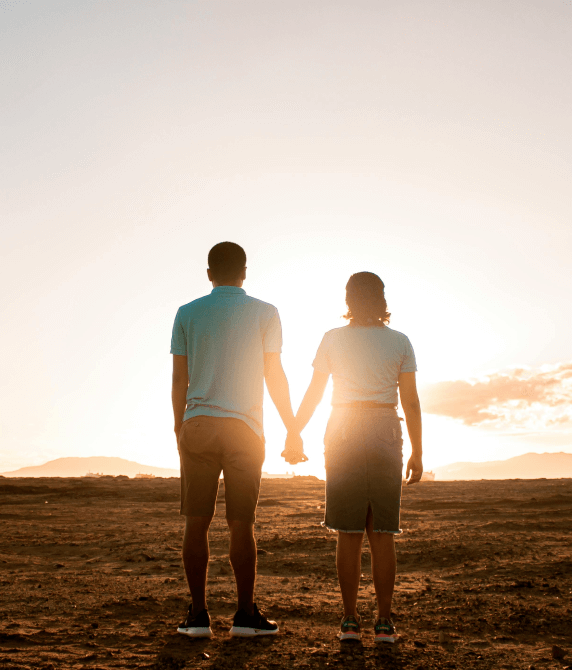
[281,431,308,465]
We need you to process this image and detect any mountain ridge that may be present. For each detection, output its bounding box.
[0,456,179,479]
[434,451,572,480]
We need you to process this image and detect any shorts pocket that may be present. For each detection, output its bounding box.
[374,418,403,448]
[324,412,348,447]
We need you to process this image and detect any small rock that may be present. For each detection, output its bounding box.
[200,652,210,660]
[281,577,290,584]
[439,631,450,644]
[91,622,99,629]
[54,563,65,569]
[413,640,427,648]
[346,655,354,661]
[257,548,267,556]
[552,645,567,660]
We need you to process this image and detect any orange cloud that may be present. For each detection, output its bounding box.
[420,362,572,431]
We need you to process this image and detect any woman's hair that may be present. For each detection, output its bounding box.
[344,272,391,326]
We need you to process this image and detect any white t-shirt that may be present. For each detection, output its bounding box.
[170,286,282,437]
[312,325,417,405]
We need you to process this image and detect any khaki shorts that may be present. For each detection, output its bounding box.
[178,415,265,523]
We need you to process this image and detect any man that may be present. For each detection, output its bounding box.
[170,241,306,639]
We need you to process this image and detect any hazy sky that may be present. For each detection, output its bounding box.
[2,0,571,476]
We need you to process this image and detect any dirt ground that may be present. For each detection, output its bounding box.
[1,476,571,670]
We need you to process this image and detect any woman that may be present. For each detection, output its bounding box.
[289,271,423,644]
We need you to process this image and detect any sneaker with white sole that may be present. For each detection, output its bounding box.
[337,614,361,641]
[177,606,212,638]
[230,603,279,637]
[374,617,396,644]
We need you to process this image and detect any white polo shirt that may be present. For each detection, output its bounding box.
[170,286,282,437]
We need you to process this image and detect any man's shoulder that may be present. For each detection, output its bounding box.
[176,294,213,315]
[175,293,278,317]
[241,294,279,317]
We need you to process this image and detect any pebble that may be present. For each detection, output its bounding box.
[413,640,427,648]
[552,645,567,660]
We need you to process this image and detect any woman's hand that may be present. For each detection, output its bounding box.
[281,432,308,465]
[406,454,423,485]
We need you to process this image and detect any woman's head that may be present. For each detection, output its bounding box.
[344,272,390,326]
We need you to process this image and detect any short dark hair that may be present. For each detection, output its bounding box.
[208,242,247,282]
[344,272,391,326]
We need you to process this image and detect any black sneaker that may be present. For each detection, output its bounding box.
[374,617,396,644]
[230,603,279,637]
[177,605,212,638]
[337,614,361,641]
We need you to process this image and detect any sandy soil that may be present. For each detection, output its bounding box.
[1,476,571,670]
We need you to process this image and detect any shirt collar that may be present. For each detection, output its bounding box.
[211,286,246,295]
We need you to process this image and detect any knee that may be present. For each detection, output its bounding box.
[184,515,212,539]
[227,519,255,537]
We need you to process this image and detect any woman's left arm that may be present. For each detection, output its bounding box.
[295,370,330,432]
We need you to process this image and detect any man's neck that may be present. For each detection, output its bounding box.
[211,281,244,288]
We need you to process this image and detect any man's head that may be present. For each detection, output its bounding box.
[207,242,247,286]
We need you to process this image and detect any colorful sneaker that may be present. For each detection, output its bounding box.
[338,614,361,641]
[374,617,396,644]
[177,605,212,638]
[230,603,279,637]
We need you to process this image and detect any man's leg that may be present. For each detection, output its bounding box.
[365,508,396,619]
[336,531,364,617]
[183,515,213,615]
[228,519,257,615]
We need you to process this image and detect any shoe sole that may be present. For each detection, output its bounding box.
[177,626,213,638]
[375,635,396,644]
[338,632,361,641]
[230,626,279,637]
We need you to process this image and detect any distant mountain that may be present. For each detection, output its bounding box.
[434,451,572,481]
[0,456,179,479]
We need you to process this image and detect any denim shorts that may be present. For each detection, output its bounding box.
[324,407,403,534]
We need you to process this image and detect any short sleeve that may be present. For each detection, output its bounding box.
[312,334,331,374]
[400,336,417,373]
[170,308,187,355]
[262,308,282,353]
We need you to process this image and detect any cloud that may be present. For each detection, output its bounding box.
[420,362,572,432]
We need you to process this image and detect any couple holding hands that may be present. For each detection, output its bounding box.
[171,241,423,643]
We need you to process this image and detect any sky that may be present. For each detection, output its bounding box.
[1,0,571,477]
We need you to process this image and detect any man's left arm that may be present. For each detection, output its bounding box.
[263,353,297,433]
[172,354,189,440]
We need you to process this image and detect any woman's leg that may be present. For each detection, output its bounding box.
[366,507,396,619]
[336,531,364,617]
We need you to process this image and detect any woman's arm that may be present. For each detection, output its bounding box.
[295,370,330,432]
[398,372,423,484]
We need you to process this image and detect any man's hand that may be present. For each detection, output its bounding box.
[406,454,423,485]
[281,432,308,465]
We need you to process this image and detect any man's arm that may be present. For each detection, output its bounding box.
[398,371,423,485]
[172,354,189,440]
[263,353,297,433]
[295,370,329,432]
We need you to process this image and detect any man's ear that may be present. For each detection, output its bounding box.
[241,267,247,281]
[207,268,213,281]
